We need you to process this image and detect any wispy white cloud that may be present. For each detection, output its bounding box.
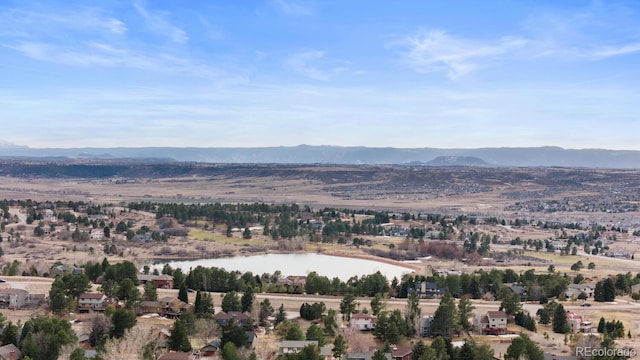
[591,43,640,58]
[286,50,331,81]
[395,3,640,78]
[133,0,188,44]
[395,30,527,78]
[0,7,126,37]
[0,3,231,77]
[273,0,314,16]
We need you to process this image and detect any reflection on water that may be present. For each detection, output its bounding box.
[151,253,412,281]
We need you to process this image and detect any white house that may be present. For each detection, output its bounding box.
[350,313,377,331]
[78,293,107,312]
[0,289,29,309]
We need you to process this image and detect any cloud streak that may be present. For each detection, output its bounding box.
[395,3,640,78]
[133,0,188,44]
[273,0,314,16]
[395,30,527,78]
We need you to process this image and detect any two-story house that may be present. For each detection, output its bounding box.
[475,310,508,335]
[350,313,377,331]
[78,293,108,312]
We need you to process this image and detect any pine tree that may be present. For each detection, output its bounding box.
[241,287,254,313]
[168,319,192,352]
[431,291,458,338]
[594,281,605,302]
[457,295,475,331]
[598,317,606,333]
[274,304,287,326]
[178,282,189,303]
[603,278,616,302]
[552,304,569,334]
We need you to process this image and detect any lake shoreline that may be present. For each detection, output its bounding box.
[151,251,417,281]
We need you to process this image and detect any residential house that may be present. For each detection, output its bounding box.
[412,281,445,299]
[200,340,221,356]
[279,341,332,358]
[138,274,174,289]
[0,344,21,360]
[565,283,595,300]
[566,312,593,333]
[78,293,108,312]
[26,293,46,307]
[138,301,162,315]
[475,311,508,335]
[213,311,252,327]
[507,283,528,300]
[157,352,195,360]
[391,345,412,360]
[0,289,29,309]
[49,264,83,277]
[158,297,194,318]
[89,229,103,241]
[631,283,640,294]
[420,315,434,337]
[350,313,377,331]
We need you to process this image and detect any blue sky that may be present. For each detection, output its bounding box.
[1,0,639,149]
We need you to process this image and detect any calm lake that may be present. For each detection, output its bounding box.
[151,253,413,281]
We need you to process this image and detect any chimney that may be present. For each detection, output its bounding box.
[9,350,15,360]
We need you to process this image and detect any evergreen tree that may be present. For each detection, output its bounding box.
[371,292,384,316]
[552,304,569,334]
[221,342,242,360]
[168,319,192,352]
[143,281,158,301]
[457,295,475,331]
[594,281,605,302]
[221,291,242,312]
[49,277,70,315]
[323,309,338,337]
[505,334,544,360]
[241,287,254,313]
[332,334,347,359]
[339,293,357,322]
[405,292,421,337]
[178,282,189,303]
[598,317,606,333]
[195,291,214,318]
[603,278,616,302]
[306,324,326,346]
[274,304,287,326]
[285,322,305,341]
[430,291,458,338]
[221,318,248,348]
[258,299,274,326]
[110,308,137,338]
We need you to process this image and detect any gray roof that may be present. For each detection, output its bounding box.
[0,344,21,360]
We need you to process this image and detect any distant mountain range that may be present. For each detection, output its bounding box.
[0,143,638,168]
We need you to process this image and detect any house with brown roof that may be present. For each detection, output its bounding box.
[391,345,412,360]
[475,310,508,335]
[158,297,194,318]
[78,293,108,312]
[138,301,162,315]
[138,274,174,289]
[214,311,252,327]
